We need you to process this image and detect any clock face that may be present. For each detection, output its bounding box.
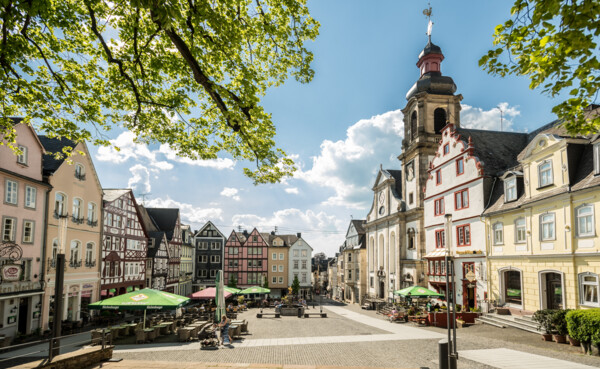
[379,192,385,204]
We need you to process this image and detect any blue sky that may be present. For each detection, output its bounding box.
[90,1,564,257]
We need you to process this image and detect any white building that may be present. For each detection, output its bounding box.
[288,234,313,298]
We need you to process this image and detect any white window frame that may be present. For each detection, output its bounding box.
[55,192,67,216]
[279,253,284,260]
[272,253,277,260]
[278,276,284,284]
[301,250,307,257]
[515,218,527,244]
[594,143,600,175]
[74,163,85,180]
[579,272,599,307]
[25,186,36,209]
[17,145,28,165]
[293,250,299,257]
[576,204,595,237]
[279,265,284,272]
[86,242,94,263]
[210,269,217,278]
[87,202,97,222]
[540,213,556,241]
[200,255,207,263]
[272,265,276,272]
[5,179,17,205]
[2,217,16,241]
[70,240,81,262]
[293,260,299,269]
[493,222,504,245]
[272,276,277,284]
[538,160,553,187]
[210,255,220,263]
[504,177,517,202]
[72,198,82,219]
[22,220,34,243]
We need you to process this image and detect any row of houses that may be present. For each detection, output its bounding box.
[328,38,600,315]
[0,120,314,343]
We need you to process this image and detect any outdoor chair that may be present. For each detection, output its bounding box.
[135,329,146,344]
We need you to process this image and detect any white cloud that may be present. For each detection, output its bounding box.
[158,144,235,170]
[296,109,404,208]
[145,196,224,228]
[461,102,520,131]
[231,208,346,256]
[128,164,151,194]
[285,187,299,194]
[220,187,240,201]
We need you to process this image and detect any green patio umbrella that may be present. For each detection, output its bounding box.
[89,288,189,328]
[239,286,271,294]
[394,286,444,298]
[224,287,241,294]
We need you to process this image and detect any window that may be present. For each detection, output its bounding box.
[210,255,220,263]
[211,242,220,250]
[293,260,299,269]
[301,273,307,283]
[505,177,517,202]
[199,255,207,263]
[456,158,464,175]
[279,265,284,272]
[455,189,469,210]
[579,273,599,306]
[105,236,111,250]
[252,236,258,242]
[279,276,284,284]
[2,217,16,241]
[463,262,474,278]
[5,180,17,205]
[538,160,553,187]
[435,229,445,248]
[55,193,66,216]
[540,213,555,241]
[272,265,276,272]
[576,205,594,237]
[503,270,522,305]
[70,240,81,262]
[272,276,277,284]
[272,253,277,260]
[72,198,82,219]
[443,144,449,155]
[52,239,58,260]
[87,203,97,223]
[25,186,36,208]
[515,218,527,243]
[279,253,284,260]
[407,228,415,249]
[347,253,352,262]
[436,170,442,185]
[410,111,417,139]
[294,250,299,257]
[17,145,28,165]
[301,260,307,269]
[301,250,307,257]
[456,225,470,246]
[348,270,352,280]
[210,269,217,278]
[74,164,85,180]
[493,223,504,245]
[435,261,440,274]
[198,269,207,277]
[434,197,444,216]
[409,192,414,204]
[594,143,600,175]
[22,220,34,243]
[86,243,94,262]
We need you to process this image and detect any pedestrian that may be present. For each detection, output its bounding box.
[216,314,230,346]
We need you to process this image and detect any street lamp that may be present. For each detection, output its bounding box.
[444,214,458,369]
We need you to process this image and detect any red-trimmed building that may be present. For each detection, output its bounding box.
[224,229,268,288]
[101,189,148,297]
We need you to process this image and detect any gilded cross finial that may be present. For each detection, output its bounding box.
[423,3,433,42]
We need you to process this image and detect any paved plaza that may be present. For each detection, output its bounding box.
[98,303,600,369]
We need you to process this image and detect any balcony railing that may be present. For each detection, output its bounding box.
[48,258,56,269]
[53,211,68,219]
[85,260,96,267]
[87,219,98,227]
[69,260,82,268]
[71,215,85,224]
[75,173,86,181]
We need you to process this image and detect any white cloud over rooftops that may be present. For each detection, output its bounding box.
[285,187,299,194]
[220,187,241,201]
[461,102,520,131]
[145,196,224,226]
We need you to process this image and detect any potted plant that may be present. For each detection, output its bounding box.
[551,310,569,344]
[533,309,554,341]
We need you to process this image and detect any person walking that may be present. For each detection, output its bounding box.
[217,314,231,346]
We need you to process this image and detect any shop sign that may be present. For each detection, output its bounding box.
[466,271,476,282]
[2,265,21,281]
[82,284,94,289]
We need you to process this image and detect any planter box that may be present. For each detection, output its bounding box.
[427,312,480,328]
[280,307,304,316]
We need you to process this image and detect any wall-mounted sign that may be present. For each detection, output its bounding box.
[2,265,21,281]
[82,284,94,289]
[7,316,16,324]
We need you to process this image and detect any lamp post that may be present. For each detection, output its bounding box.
[444,214,457,369]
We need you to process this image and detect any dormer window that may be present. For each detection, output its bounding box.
[538,160,553,188]
[17,145,28,165]
[594,143,600,175]
[504,177,517,202]
[75,163,86,180]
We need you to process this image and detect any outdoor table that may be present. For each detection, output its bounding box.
[156,323,170,335]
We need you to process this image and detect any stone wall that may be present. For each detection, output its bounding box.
[14,345,113,369]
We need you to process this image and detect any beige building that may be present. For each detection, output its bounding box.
[484,117,600,313]
[265,233,294,298]
[0,120,51,340]
[39,137,102,329]
[341,220,367,304]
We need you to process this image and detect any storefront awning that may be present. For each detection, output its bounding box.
[424,249,448,258]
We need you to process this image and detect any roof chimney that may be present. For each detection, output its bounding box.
[297,232,301,238]
[243,230,249,238]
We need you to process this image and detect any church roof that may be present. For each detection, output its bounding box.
[418,41,443,58]
[382,169,403,200]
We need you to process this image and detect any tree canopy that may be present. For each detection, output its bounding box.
[480,0,600,134]
[0,0,319,183]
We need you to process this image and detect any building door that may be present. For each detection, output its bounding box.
[18,297,29,334]
[545,273,563,309]
[462,281,476,310]
[379,281,385,299]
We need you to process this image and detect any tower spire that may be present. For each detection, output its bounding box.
[423,3,433,43]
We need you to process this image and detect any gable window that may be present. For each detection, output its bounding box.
[505,177,517,202]
[456,158,464,175]
[538,160,553,187]
[540,213,556,241]
[576,205,594,237]
[22,220,34,243]
[435,229,445,248]
[436,170,442,185]
[302,249,307,257]
[55,193,66,216]
[252,235,258,242]
[443,144,450,155]
[579,273,599,306]
[515,218,527,243]
[594,143,600,175]
[493,223,504,245]
[434,197,445,216]
[455,189,469,210]
[2,217,16,241]
[456,225,470,246]
[294,250,299,257]
[17,145,28,165]
[5,179,17,205]
[74,164,85,180]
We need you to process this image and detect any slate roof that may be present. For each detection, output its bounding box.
[351,219,366,234]
[455,128,529,176]
[147,231,167,258]
[38,135,77,175]
[103,189,130,203]
[385,169,403,199]
[144,208,179,241]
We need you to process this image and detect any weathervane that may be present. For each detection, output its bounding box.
[423,3,433,42]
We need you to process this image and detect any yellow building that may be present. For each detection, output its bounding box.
[265,233,292,298]
[483,119,600,314]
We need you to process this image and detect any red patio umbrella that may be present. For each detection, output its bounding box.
[190,287,232,300]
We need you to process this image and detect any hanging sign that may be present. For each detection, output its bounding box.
[466,271,476,282]
[2,265,21,281]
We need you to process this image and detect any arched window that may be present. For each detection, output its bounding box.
[55,193,66,216]
[86,242,94,265]
[502,269,522,305]
[576,204,594,237]
[52,239,59,260]
[407,228,415,249]
[434,108,447,134]
[410,111,418,140]
[579,272,599,306]
[87,202,97,224]
[378,234,384,267]
[70,240,81,262]
[72,198,82,219]
[389,233,396,273]
[493,223,504,245]
[74,163,85,180]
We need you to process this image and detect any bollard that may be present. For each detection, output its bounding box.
[297,308,302,318]
[438,339,448,369]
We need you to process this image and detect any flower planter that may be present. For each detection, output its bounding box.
[541,333,553,342]
[567,336,580,346]
[427,312,480,328]
[553,334,566,344]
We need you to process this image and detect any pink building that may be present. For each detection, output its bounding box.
[0,119,50,341]
[224,229,268,288]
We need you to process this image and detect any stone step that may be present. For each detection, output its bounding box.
[482,315,540,334]
[512,317,539,329]
[475,317,505,329]
[490,314,539,330]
